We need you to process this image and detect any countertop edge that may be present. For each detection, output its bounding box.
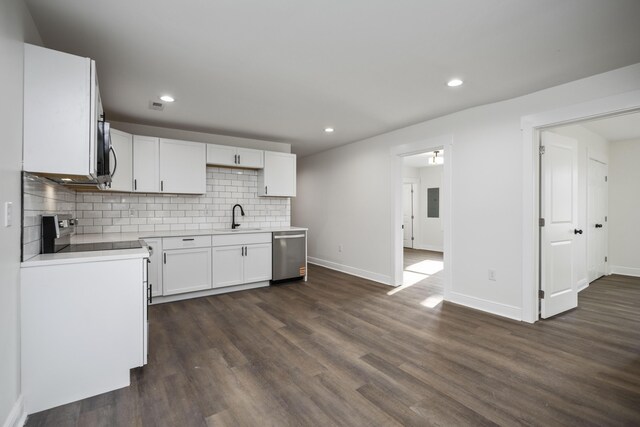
[21,248,150,268]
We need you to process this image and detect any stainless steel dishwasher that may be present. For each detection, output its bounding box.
[272,231,307,283]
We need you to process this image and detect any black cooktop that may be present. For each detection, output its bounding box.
[57,240,144,253]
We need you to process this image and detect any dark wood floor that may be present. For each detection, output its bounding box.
[27,250,640,426]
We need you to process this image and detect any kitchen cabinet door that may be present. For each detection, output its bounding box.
[23,44,94,177]
[243,243,272,283]
[206,144,237,167]
[108,129,133,192]
[212,245,244,288]
[144,238,163,297]
[160,139,206,194]
[133,136,160,192]
[258,152,296,197]
[237,148,264,168]
[163,247,212,295]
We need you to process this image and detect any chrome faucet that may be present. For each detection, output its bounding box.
[232,204,245,229]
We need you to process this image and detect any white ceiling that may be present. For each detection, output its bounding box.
[403,151,444,169]
[583,112,640,142]
[24,0,640,157]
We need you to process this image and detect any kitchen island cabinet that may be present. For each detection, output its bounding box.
[21,252,149,415]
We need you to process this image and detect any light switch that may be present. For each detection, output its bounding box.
[4,202,12,227]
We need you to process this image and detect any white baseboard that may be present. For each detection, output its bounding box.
[609,265,640,278]
[577,278,589,292]
[307,257,393,286]
[447,291,522,321]
[152,281,269,305]
[3,395,26,427]
[414,244,443,252]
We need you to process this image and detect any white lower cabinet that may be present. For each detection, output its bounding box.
[212,245,245,288]
[145,238,163,297]
[212,243,272,288]
[162,247,212,295]
[212,233,273,288]
[243,243,272,283]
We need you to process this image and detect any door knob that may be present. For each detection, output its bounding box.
[595,224,603,228]
[574,229,583,235]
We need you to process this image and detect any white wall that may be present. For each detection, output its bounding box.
[418,165,443,251]
[609,139,640,276]
[0,1,41,425]
[111,121,291,153]
[292,62,640,320]
[552,124,609,288]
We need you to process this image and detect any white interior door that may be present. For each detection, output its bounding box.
[540,131,579,318]
[588,158,608,282]
[403,183,414,248]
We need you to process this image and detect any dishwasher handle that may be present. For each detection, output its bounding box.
[274,234,306,239]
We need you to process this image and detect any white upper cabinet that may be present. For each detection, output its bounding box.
[206,144,237,167]
[23,44,99,177]
[258,152,296,197]
[207,144,264,169]
[133,136,160,193]
[236,148,264,168]
[108,129,133,192]
[159,139,206,194]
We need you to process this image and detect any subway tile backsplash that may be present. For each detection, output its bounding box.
[74,167,290,234]
[22,173,77,261]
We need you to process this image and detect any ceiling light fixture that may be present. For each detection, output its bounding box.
[160,95,175,103]
[324,127,334,133]
[447,79,463,87]
[429,150,444,165]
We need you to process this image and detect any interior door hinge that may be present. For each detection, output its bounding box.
[539,146,545,155]
[605,176,608,182]
[605,216,607,222]
[605,256,608,262]
[539,218,545,227]
[539,290,545,299]
[411,237,414,240]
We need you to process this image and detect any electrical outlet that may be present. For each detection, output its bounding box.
[338,245,343,253]
[488,269,496,281]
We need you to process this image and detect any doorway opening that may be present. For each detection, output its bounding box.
[390,135,452,307]
[536,110,640,320]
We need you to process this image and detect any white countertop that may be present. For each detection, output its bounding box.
[22,227,307,267]
[21,247,150,267]
[70,226,308,244]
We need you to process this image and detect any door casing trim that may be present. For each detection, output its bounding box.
[521,89,640,323]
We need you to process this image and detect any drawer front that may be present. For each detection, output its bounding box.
[212,232,272,247]
[163,235,212,250]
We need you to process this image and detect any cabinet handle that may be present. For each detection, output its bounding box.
[148,283,153,304]
[134,179,137,191]
[182,238,195,241]
[238,154,241,164]
[244,246,247,256]
[110,146,118,178]
[161,180,164,191]
[163,253,166,264]
[265,186,268,195]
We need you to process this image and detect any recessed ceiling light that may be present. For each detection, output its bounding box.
[447,79,463,87]
[324,127,334,133]
[160,95,175,102]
